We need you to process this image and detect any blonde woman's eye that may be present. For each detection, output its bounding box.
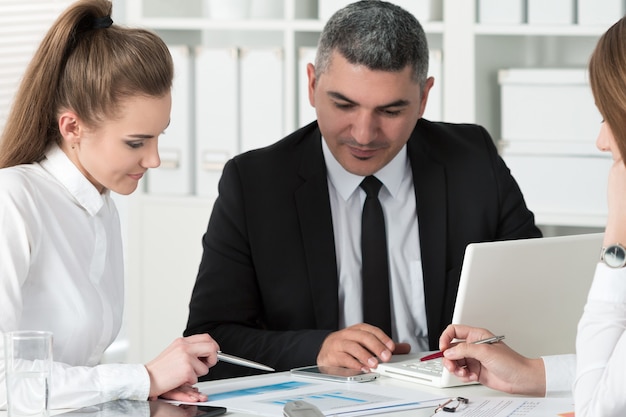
[126,141,144,149]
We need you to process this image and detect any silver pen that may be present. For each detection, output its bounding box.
[473,335,505,345]
[420,335,506,361]
[217,351,275,372]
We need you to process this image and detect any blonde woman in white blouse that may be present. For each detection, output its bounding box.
[0,0,219,410]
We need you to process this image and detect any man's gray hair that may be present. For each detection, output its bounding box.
[315,0,429,86]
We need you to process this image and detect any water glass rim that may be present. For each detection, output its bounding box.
[4,330,53,340]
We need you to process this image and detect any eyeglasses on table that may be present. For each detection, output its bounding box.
[431,396,469,414]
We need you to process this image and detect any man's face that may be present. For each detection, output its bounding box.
[308,51,433,176]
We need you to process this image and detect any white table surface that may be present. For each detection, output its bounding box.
[1,371,545,417]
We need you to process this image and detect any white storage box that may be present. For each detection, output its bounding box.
[318,0,442,22]
[501,152,610,226]
[577,0,624,26]
[250,0,283,19]
[499,68,599,142]
[478,0,525,24]
[527,0,574,25]
[203,0,251,19]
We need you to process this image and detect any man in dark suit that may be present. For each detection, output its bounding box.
[185,0,541,380]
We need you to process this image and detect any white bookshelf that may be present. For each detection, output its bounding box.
[124,0,613,226]
[126,0,444,135]
[123,0,612,363]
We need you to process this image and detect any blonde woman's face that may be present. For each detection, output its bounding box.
[596,121,623,164]
[71,93,171,195]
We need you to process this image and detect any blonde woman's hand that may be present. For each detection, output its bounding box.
[155,384,207,402]
[145,333,219,400]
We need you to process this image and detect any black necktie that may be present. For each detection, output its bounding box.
[360,175,392,336]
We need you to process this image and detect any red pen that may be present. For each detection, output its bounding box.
[420,335,505,361]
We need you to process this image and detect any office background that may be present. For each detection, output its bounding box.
[0,0,618,365]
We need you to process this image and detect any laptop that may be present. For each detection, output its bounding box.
[376,232,604,388]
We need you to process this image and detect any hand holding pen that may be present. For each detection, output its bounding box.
[437,324,547,397]
[420,335,505,361]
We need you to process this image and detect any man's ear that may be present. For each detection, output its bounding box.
[58,111,81,148]
[418,76,435,119]
[306,63,317,107]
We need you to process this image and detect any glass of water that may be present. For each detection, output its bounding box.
[4,331,52,417]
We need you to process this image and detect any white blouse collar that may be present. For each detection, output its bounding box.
[39,143,108,216]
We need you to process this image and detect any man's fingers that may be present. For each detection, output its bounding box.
[392,342,411,355]
[318,324,396,370]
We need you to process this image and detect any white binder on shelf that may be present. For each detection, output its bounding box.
[298,47,317,128]
[477,0,525,24]
[423,49,442,122]
[147,45,194,195]
[578,0,624,26]
[239,47,284,153]
[194,47,239,198]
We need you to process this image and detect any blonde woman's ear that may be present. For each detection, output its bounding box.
[58,111,81,149]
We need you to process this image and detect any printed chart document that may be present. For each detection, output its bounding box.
[179,373,575,417]
[189,374,445,416]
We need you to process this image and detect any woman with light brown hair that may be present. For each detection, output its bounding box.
[0,0,219,409]
[574,14,626,417]
[431,16,626,416]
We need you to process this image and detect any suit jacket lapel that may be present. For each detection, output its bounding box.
[407,128,448,348]
[294,128,340,330]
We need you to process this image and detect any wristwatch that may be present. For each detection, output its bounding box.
[600,243,626,268]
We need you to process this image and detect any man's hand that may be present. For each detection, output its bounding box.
[316,323,411,371]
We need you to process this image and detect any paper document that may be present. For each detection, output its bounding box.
[452,397,574,417]
[189,374,445,416]
[176,374,574,417]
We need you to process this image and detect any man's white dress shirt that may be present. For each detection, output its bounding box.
[322,139,430,351]
[0,144,149,409]
[321,138,581,398]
